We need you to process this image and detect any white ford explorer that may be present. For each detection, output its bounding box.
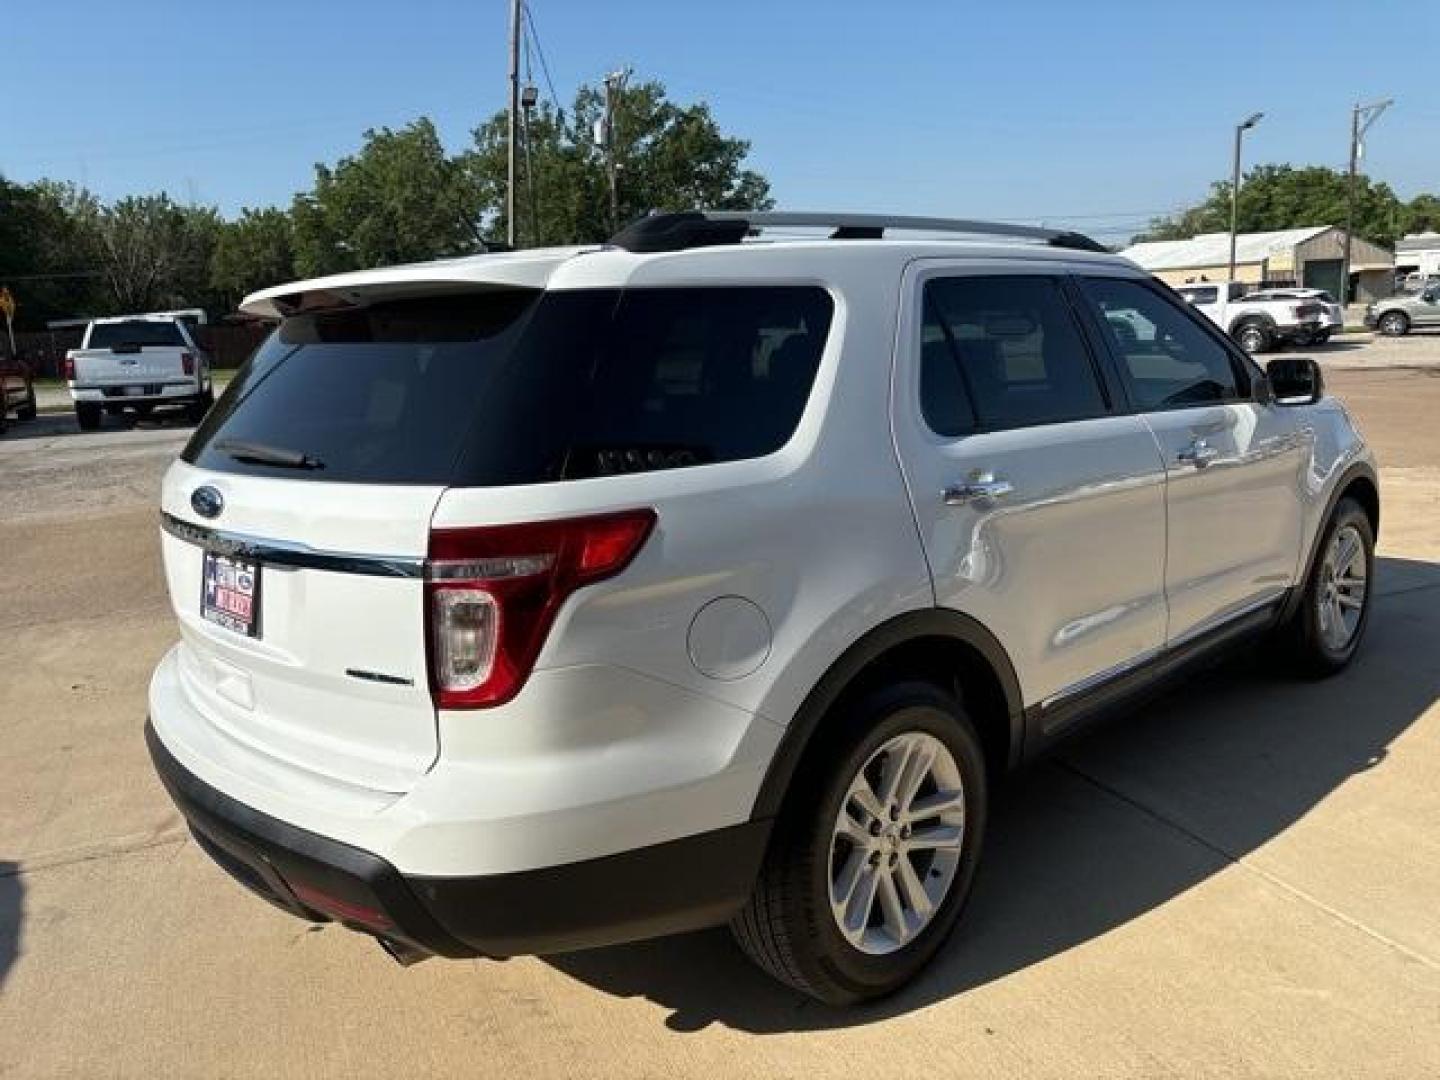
[147,211,1379,1004]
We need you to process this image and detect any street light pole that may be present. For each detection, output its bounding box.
[1228,112,1264,283]
[1341,98,1393,304]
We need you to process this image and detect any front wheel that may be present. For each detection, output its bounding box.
[731,682,988,1004]
[1280,497,1375,676]
[1236,322,1272,353]
[1378,311,1410,337]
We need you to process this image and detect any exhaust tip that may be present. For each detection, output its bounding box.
[378,937,433,967]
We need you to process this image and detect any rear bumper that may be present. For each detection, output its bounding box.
[146,720,770,958]
[71,381,204,405]
[1273,320,1324,342]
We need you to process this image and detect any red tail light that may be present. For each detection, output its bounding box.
[62,356,76,381]
[181,351,195,375]
[425,509,657,708]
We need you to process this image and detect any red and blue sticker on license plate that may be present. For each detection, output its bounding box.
[201,551,261,638]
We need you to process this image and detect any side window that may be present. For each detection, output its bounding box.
[1080,277,1246,410]
[1181,286,1218,305]
[1227,283,1250,301]
[920,276,1107,434]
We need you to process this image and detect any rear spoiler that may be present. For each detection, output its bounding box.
[238,249,589,320]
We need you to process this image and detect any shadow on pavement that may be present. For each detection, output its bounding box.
[0,862,21,990]
[545,556,1440,1032]
[0,412,198,443]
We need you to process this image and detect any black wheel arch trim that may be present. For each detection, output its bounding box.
[1278,459,1380,625]
[749,608,1025,821]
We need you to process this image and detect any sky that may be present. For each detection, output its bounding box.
[3,0,1437,245]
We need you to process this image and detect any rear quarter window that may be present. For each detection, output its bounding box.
[184,286,834,486]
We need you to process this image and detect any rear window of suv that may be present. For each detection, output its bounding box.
[88,321,186,349]
[184,286,833,486]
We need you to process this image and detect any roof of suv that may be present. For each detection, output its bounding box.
[240,211,1136,318]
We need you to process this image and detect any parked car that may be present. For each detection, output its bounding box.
[0,354,38,435]
[1173,281,1326,352]
[1240,288,1344,344]
[63,314,214,431]
[146,211,1379,1005]
[1365,285,1440,336]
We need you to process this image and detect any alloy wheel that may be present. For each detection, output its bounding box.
[828,731,965,955]
[1317,523,1368,651]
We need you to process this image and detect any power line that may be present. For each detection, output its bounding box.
[523,2,564,114]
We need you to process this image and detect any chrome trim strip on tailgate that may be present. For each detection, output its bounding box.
[160,512,424,579]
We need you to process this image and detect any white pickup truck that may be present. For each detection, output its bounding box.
[1173,282,1326,353]
[64,315,214,430]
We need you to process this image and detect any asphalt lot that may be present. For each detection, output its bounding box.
[3,340,1440,1077]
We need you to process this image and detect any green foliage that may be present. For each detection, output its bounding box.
[3,79,771,326]
[210,208,295,309]
[291,119,483,277]
[465,78,773,245]
[1137,165,1436,249]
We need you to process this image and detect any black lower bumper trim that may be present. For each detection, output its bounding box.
[145,721,771,958]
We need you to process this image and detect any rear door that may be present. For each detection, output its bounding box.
[1076,274,1308,644]
[161,292,542,793]
[892,263,1169,711]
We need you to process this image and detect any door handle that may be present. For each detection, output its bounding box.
[943,472,1014,506]
[1177,439,1219,468]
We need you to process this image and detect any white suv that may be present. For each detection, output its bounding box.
[147,212,1379,1004]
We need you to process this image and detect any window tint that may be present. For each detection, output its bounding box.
[1180,286,1218,305]
[185,287,832,485]
[1081,277,1245,410]
[88,320,186,348]
[920,276,1106,433]
[1226,283,1250,301]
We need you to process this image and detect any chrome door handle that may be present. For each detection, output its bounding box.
[1177,440,1219,468]
[943,473,1014,506]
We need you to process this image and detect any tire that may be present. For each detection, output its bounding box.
[731,681,989,1004]
[75,401,102,431]
[1235,321,1272,353]
[1293,331,1314,347]
[1378,311,1410,337]
[16,388,37,421]
[1313,330,1332,345]
[1280,497,1375,677]
[186,387,215,424]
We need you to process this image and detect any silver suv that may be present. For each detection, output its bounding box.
[146,211,1379,1004]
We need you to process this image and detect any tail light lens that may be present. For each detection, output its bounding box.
[426,509,657,708]
[62,356,75,381]
[181,351,195,375]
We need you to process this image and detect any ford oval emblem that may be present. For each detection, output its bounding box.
[191,485,224,520]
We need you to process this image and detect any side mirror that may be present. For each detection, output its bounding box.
[1266,356,1323,405]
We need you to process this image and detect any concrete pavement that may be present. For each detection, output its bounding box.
[2,368,1438,1078]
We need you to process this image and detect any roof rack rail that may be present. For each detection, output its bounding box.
[607,210,1108,254]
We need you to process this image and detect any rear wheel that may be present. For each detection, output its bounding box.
[187,387,215,424]
[731,682,988,1004]
[1378,311,1410,337]
[1235,321,1272,353]
[75,401,102,431]
[16,387,37,420]
[1281,497,1374,676]
[1313,330,1332,345]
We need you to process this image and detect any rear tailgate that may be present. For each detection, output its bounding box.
[72,346,190,387]
[160,462,443,792]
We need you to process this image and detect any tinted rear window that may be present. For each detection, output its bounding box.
[184,287,833,486]
[88,321,186,348]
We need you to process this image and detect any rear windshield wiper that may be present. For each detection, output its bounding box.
[215,438,326,470]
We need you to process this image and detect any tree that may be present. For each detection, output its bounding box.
[84,194,223,313]
[211,208,296,308]
[0,177,105,328]
[1136,165,1417,248]
[1403,194,1440,235]
[463,77,773,246]
[291,118,483,276]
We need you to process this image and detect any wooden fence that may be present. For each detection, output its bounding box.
[10,322,272,378]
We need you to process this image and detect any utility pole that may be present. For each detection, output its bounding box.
[600,69,629,232]
[506,0,521,247]
[1342,98,1393,303]
[1227,112,1264,283]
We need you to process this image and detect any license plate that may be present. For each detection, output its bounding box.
[124,385,145,397]
[201,552,261,638]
